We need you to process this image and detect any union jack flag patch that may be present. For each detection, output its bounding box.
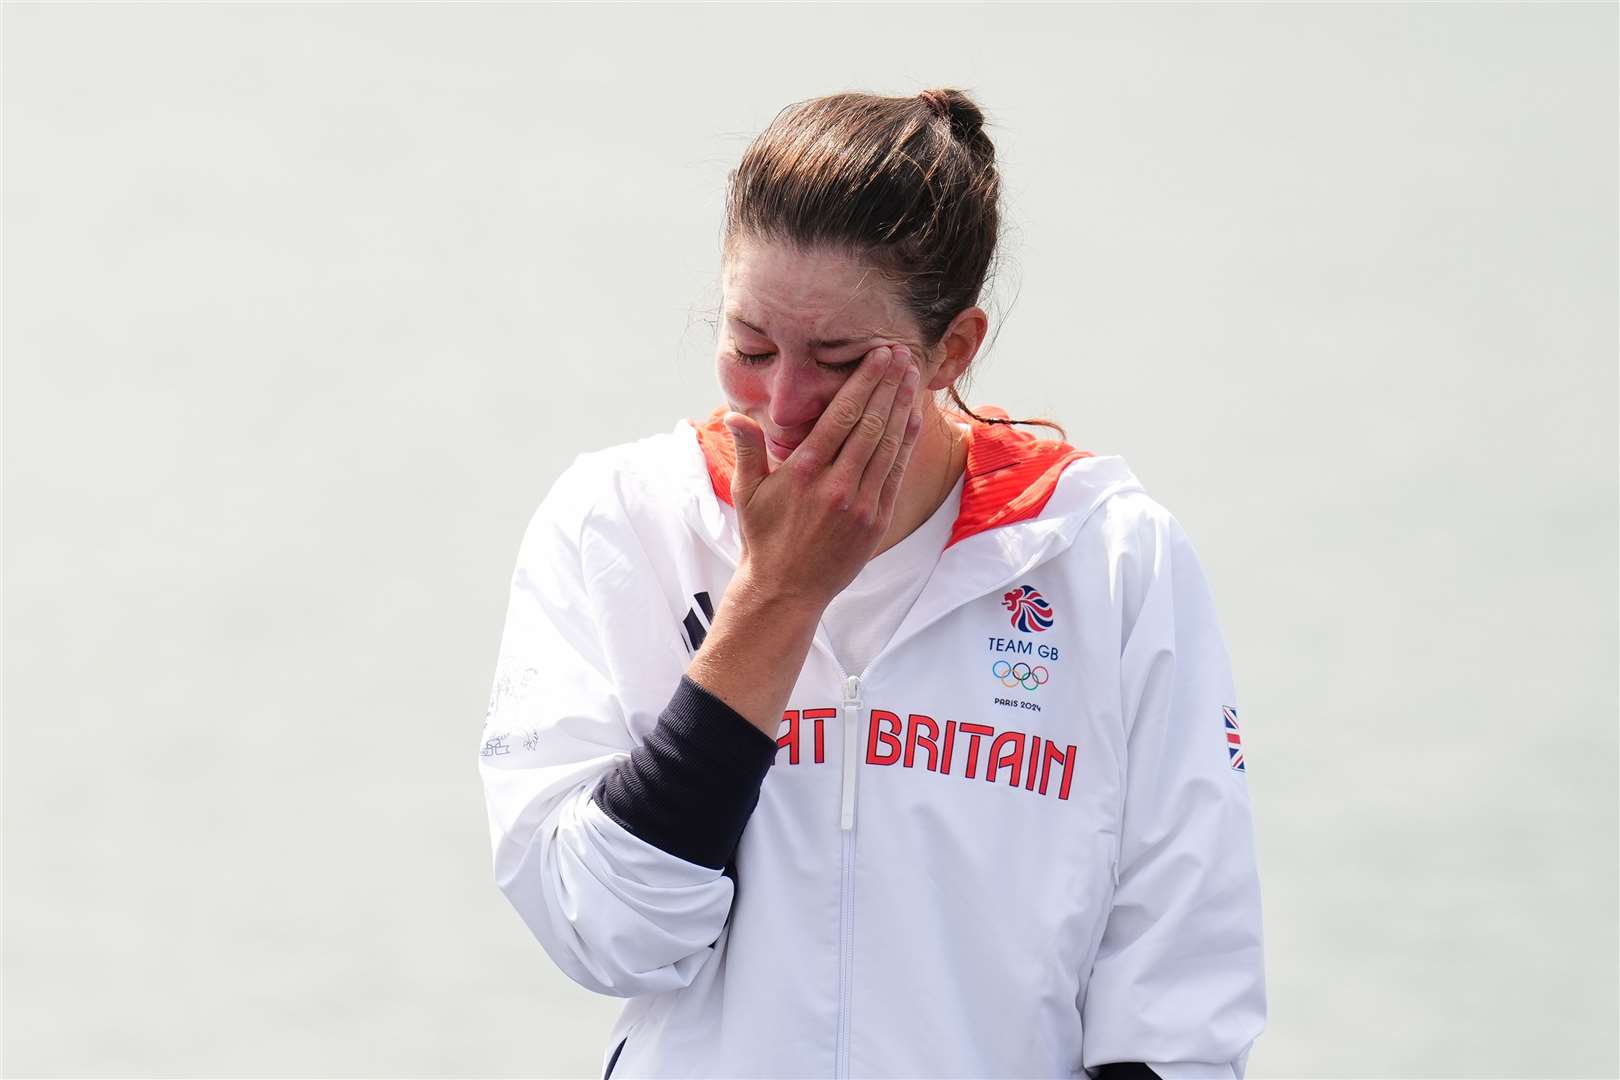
[1223,705,1245,772]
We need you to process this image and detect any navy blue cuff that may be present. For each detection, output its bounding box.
[591,674,779,870]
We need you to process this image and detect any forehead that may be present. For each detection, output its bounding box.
[721,237,907,341]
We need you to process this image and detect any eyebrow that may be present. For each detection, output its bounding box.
[729,314,873,351]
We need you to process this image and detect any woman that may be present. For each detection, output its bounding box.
[479,89,1266,1079]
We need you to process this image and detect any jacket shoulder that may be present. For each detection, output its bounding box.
[1071,475,1180,553]
[535,428,698,532]
[1067,480,1220,601]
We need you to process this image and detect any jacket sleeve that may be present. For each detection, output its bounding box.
[478,456,777,998]
[1082,504,1267,1079]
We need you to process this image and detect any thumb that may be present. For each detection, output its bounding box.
[722,411,768,504]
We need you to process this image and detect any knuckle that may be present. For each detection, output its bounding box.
[856,412,887,440]
[829,401,864,430]
[816,479,852,508]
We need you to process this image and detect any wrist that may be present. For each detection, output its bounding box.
[686,564,825,738]
[729,560,829,619]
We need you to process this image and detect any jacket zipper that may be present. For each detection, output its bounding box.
[839,675,862,831]
[835,672,861,1078]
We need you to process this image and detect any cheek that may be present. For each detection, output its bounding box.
[716,359,768,410]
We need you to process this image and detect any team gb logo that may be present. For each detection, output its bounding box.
[1002,585,1054,633]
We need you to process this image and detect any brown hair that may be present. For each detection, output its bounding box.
[720,88,1065,440]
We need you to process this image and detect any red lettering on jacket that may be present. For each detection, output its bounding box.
[1040,740,1077,801]
[988,731,1026,787]
[772,704,1080,803]
[867,710,903,765]
[956,722,995,779]
[776,710,800,764]
[802,708,833,764]
[904,713,940,772]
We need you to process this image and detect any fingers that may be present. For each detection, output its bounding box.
[877,394,926,521]
[791,345,896,470]
[857,361,918,505]
[829,346,908,495]
[722,411,768,505]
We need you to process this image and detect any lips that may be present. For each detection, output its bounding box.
[766,433,802,458]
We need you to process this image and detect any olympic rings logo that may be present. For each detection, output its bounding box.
[992,660,1050,691]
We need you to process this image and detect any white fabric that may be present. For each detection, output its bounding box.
[819,471,964,678]
[478,418,1267,1078]
[1139,1060,1242,1079]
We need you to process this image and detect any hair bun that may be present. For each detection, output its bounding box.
[917,87,986,144]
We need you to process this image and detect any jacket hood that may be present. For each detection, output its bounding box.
[674,405,1147,598]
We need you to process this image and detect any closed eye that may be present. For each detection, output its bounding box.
[817,356,862,373]
[731,349,862,373]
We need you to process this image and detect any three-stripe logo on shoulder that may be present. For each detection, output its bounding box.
[680,591,715,655]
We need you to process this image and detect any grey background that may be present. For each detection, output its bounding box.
[4,3,1616,1077]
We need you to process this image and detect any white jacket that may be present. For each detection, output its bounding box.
[479,407,1267,1079]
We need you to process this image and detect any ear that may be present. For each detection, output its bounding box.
[924,306,989,391]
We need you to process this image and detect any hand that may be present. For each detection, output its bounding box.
[721,345,925,612]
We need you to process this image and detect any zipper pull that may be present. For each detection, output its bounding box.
[840,675,862,831]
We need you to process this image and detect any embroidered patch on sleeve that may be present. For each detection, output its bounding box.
[1223,705,1245,772]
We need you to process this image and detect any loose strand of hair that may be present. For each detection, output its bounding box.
[946,385,1067,442]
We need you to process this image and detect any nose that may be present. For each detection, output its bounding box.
[764,359,827,437]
